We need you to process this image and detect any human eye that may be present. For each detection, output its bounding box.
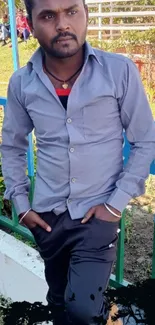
[44,13,55,20]
[68,10,78,16]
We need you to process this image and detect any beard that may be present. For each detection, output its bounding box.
[39,30,87,59]
[41,42,81,59]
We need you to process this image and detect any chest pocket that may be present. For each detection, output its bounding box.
[83,96,119,140]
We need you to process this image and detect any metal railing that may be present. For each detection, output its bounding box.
[86,0,155,40]
[0,97,155,288]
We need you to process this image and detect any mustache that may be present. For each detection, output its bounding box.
[52,32,77,44]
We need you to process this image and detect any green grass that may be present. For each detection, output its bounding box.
[151,103,155,118]
[12,232,36,249]
[124,207,134,243]
[0,40,36,97]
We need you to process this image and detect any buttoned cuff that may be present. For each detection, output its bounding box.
[106,188,132,213]
[12,195,31,216]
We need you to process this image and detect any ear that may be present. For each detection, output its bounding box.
[32,28,37,38]
[84,5,89,26]
[26,17,36,38]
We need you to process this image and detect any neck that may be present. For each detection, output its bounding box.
[44,46,85,79]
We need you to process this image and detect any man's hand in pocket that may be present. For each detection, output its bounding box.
[19,210,52,232]
[81,204,121,224]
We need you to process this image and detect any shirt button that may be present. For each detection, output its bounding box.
[70,147,75,153]
[68,199,72,203]
[71,178,76,183]
[67,118,72,124]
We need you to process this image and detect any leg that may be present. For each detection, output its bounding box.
[22,28,30,42]
[45,254,70,325]
[17,29,20,37]
[1,25,9,46]
[64,216,119,325]
[30,211,70,325]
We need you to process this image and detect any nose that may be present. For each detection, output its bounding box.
[56,14,69,33]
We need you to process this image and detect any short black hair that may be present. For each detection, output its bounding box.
[24,0,35,21]
[24,0,86,21]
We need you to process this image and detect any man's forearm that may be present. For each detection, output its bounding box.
[107,141,155,212]
[1,77,33,217]
[1,154,31,216]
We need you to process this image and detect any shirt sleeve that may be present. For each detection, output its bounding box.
[107,59,155,212]
[1,76,34,216]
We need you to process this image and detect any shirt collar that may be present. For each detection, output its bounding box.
[28,41,103,73]
[84,41,103,66]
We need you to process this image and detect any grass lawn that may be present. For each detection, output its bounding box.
[151,103,155,117]
[0,40,36,98]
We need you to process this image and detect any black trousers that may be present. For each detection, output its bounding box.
[31,210,119,325]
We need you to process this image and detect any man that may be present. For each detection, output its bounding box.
[1,0,155,324]
[0,14,10,46]
[16,9,30,42]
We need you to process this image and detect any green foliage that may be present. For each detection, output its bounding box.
[125,207,134,243]
[0,178,5,199]
[12,232,36,248]
[15,0,24,9]
[88,29,155,53]
[26,39,39,51]
[146,175,155,197]
[88,0,155,26]
[0,0,24,11]
[151,103,155,118]
[0,0,6,10]
[145,86,155,105]
[122,30,155,45]
[0,161,5,215]
[148,205,153,214]
[33,146,37,174]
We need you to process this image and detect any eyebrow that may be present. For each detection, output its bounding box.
[38,4,79,16]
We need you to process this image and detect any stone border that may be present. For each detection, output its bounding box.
[0,229,48,304]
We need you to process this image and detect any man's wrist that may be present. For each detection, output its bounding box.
[19,209,32,218]
[104,203,121,218]
[107,204,121,215]
[19,208,32,224]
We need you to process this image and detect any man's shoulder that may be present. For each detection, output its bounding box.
[9,64,32,88]
[93,47,134,67]
[10,47,42,88]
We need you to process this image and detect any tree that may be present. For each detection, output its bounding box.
[0,0,24,13]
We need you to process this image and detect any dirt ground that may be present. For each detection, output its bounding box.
[123,201,154,284]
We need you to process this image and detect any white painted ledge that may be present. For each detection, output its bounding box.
[0,229,48,304]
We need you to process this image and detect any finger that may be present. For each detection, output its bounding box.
[81,207,96,224]
[36,216,52,232]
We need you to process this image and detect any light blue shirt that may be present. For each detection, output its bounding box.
[1,42,155,219]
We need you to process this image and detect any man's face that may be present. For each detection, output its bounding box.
[29,0,88,58]
[18,10,24,18]
[3,16,8,23]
